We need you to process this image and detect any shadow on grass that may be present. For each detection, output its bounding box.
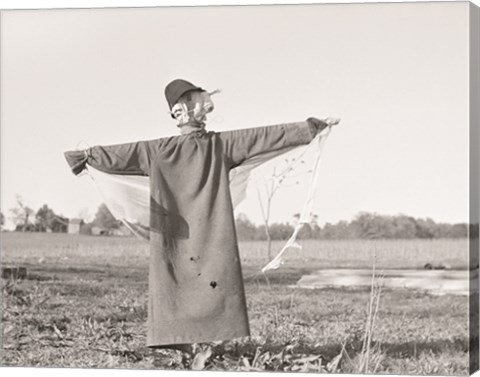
[222,337,468,360]
[206,336,468,371]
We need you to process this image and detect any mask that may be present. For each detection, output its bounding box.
[171,90,215,127]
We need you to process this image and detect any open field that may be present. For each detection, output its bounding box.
[1,233,471,373]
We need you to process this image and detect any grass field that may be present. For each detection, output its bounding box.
[1,233,471,374]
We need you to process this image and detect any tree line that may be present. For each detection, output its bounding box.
[235,212,471,241]
[1,196,472,240]
[3,197,69,232]
[1,196,120,233]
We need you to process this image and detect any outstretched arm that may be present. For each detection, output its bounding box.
[219,118,332,167]
[64,138,164,176]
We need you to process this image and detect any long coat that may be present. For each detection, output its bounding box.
[65,121,317,348]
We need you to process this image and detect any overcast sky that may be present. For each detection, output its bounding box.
[0,1,471,228]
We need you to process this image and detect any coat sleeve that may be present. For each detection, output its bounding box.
[64,139,164,176]
[218,119,326,167]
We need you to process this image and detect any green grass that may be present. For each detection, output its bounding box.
[0,233,470,373]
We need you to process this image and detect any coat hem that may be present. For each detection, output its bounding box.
[146,331,251,349]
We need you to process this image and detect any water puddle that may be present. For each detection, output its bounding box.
[294,269,478,296]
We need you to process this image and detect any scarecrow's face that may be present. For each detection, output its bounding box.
[171,90,214,127]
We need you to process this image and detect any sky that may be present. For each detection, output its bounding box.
[0,1,472,229]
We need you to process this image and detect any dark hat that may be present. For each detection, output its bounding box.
[165,79,204,112]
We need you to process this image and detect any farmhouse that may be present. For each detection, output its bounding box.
[67,218,84,234]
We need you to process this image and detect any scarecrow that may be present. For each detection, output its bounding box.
[64,79,340,351]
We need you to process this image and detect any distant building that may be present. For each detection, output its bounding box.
[51,215,69,233]
[68,218,84,234]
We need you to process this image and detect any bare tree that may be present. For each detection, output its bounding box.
[9,195,35,232]
[256,158,311,260]
[77,207,92,222]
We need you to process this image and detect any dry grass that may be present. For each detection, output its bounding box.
[0,233,470,373]
[344,247,386,374]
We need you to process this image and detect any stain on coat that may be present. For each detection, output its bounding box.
[210,281,217,289]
